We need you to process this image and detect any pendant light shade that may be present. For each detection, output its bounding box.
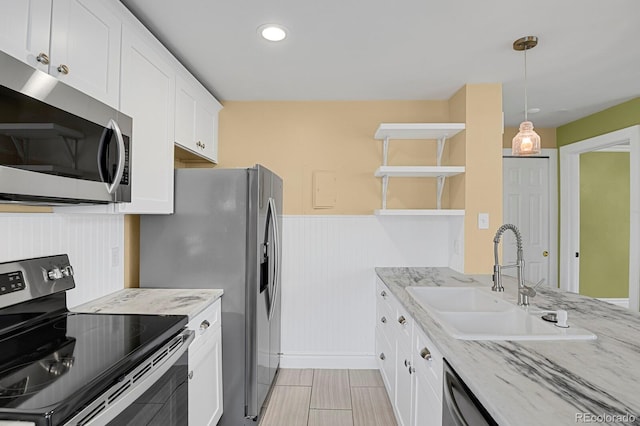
[512,121,541,156]
[512,36,541,156]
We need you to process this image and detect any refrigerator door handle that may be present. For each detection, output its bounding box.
[268,197,280,321]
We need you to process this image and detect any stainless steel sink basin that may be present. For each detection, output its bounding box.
[406,286,597,341]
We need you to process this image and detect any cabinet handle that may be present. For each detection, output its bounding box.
[380,290,387,298]
[398,315,407,325]
[57,64,70,75]
[36,52,50,64]
[409,366,415,374]
[200,320,210,331]
[379,352,385,361]
[188,370,194,380]
[420,347,432,361]
[380,316,387,324]
[404,359,411,368]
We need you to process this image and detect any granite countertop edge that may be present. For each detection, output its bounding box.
[375,267,640,426]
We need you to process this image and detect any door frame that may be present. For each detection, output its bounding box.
[502,149,558,289]
[559,125,640,311]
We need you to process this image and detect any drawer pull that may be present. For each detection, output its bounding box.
[380,316,387,324]
[404,359,411,367]
[200,320,211,331]
[379,352,386,361]
[380,290,387,298]
[420,347,432,361]
[398,315,407,325]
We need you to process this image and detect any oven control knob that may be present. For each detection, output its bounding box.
[47,267,64,280]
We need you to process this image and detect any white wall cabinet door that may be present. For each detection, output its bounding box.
[189,327,223,426]
[0,0,51,72]
[175,71,221,163]
[49,0,121,108]
[118,26,175,214]
[0,0,121,109]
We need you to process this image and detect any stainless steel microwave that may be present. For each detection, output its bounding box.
[0,50,131,205]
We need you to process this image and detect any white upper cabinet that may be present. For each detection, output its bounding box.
[0,0,52,72]
[49,0,122,108]
[1,0,121,109]
[117,24,175,214]
[175,70,222,163]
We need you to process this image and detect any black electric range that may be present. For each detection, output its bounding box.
[0,255,191,426]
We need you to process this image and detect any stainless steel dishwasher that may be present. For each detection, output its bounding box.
[442,359,498,426]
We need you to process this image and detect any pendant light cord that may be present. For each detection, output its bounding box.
[524,47,528,122]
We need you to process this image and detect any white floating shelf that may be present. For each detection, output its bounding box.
[375,166,465,178]
[375,209,465,216]
[374,123,465,140]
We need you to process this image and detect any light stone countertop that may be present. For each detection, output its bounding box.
[72,288,224,320]
[376,267,640,426]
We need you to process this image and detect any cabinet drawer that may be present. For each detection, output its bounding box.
[188,298,221,342]
[413,326,443,396]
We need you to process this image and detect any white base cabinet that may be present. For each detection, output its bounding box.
[187,298,223,426]
[375,277,443,426]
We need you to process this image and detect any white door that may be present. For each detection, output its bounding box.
[503,157,551,287]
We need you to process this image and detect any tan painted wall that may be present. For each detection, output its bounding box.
[503,126,557,149]
[217,101,450,215]
[450,84,504,273]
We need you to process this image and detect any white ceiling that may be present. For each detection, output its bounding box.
[120,0,640,128]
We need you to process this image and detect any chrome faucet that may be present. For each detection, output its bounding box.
[492,224,533,306]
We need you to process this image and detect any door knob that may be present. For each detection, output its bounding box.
[542,250,549,257]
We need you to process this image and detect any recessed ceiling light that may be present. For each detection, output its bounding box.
[258,24,287,42]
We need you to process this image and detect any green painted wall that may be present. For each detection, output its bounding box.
[557,97,640,146]
[579,152,630,298]
[556,97,640,297]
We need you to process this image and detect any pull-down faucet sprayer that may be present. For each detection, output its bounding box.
[492,224,532,306]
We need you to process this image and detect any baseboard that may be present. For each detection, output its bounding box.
[597,298,630,308]
[280,353,378,369]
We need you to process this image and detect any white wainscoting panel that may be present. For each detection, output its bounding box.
[0,213,124,308]
[280,214,458,369]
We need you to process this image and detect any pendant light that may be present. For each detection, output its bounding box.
[512,36,541,156]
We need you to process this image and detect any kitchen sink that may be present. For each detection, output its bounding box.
[406,286,597,341]
[406,287,512,313]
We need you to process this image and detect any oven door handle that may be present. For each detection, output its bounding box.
[64,330,194,426]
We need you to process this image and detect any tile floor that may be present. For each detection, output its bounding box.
[260,369,397,426]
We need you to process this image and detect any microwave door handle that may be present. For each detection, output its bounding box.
[96,127,111,183]
[106,119,126,195]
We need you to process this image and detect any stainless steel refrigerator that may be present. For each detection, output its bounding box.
[139,165,282,426]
